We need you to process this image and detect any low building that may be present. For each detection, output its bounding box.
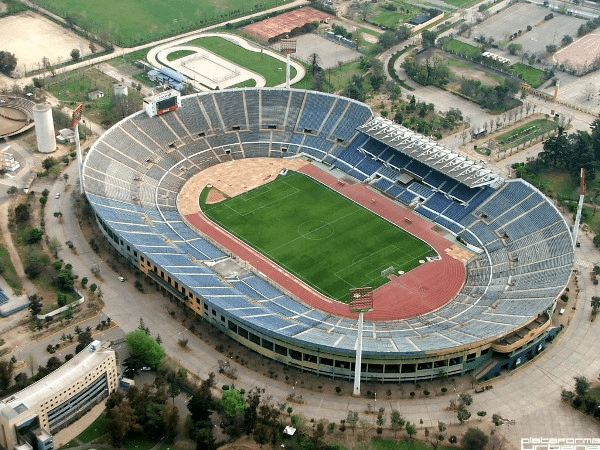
[147,67,187,91]
[87,90,104,100]
[0,341,118,450]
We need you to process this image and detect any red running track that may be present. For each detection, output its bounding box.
[184,165,466,321]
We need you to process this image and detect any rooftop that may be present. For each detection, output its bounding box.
[358,117,503,188]
[0,342,113,420]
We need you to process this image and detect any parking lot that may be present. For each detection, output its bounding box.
[468,3,586,56]
[283,33,361,69]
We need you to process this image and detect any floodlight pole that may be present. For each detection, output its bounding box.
[286,53,291,89]
[74,124,83,194]
[353,311,364,397]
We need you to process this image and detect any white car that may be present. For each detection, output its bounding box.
[55,193,60,199]
[118,276,125,282]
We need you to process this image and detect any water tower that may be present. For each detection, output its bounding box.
[32,103,56,153]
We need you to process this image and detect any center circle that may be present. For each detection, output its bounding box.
[297,220,334,240]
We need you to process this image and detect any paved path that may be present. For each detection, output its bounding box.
[35,156,599,448]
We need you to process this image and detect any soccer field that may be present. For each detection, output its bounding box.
[201,171,435,302]
[29,0,292,46]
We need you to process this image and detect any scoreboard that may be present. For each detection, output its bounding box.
[143,90,181,117]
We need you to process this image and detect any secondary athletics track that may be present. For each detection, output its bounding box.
[183,162,466,321]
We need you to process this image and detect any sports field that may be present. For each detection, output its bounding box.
[29,0,293,46]
[200,171,435,302]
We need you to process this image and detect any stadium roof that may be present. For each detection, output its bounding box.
[358,117,503,188]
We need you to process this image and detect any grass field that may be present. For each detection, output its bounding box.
[442,38,482,59]
[77,412,106,443]
[446,57,504,85]
[0,244,22,295]
[30,0,293,47]
[166,50,195,61]
[510,62,547,88]
[186,36,297,87]
[372,437,455,450]
[201,171,434,301]
[496,118,556,148]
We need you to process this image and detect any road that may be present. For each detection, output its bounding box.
[18,145,594,448]
[1,0,600,445]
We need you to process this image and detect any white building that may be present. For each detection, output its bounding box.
[0,341,118,450]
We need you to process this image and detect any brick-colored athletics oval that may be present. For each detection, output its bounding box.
[180,159,469,321]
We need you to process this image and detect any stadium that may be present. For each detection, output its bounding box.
[0,95,35,138]
[82,88,574,382]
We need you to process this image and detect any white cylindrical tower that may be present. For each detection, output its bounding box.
[32,103,56,153]
[114,83,128,97]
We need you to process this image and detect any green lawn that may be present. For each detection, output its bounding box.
[372,437,455,450]
[0,244,23,295]
[165,50,196,62]
[201,171,434,301]
[326,60,369,93]
[496,118,556,148]
[186,36,297,87]
[77,412,106,443]
[442,38,482,59]
[510,62,547,88]
[29,0,294,47]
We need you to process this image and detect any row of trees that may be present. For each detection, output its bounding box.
[536,119,600,184]
[105,379,179,445]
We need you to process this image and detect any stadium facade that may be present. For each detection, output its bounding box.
[82,88,574,382]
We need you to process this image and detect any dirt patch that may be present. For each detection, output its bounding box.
[0,2,6,14]
[0,11,95,69]
[179,157,309,215]
[361,31,378,43]
[205,187,227,204]
[448,64,501,87]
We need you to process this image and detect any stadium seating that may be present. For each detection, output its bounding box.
[83,88,574,364]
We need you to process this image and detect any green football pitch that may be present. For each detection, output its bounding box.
[200,171,435,302]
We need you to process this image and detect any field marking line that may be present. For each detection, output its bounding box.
[215,178,300,216]
[264,209,360,257]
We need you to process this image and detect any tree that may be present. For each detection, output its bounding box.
[162,401,179,443]
[359,0,372,20]
[459,393,473,406]
[405,421,417,439]
[221,388,246,420]
[0,360,14,390]
[584,83,595,101]
[457,405,471,424]
[15,203,29,223]
[477,411,487,420]
[0,51,17,75]
[105,396,138,445]
[42,157,55,171]
[55,268,74,290]
[507,43,522,55]
[27,228,43,244]
[574,375,590,396]
[562,35,573,46]
[46,356,61,372]
[461,427,488,450]
[28,294,42,318]
[70,49,80,61]
[390,409,405,438]
[90,283,98,292]
[347,410,359,435]
[429,421,447,450]
[167,382,181,403]
[422,30,437,49]
[126,329,165,368]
